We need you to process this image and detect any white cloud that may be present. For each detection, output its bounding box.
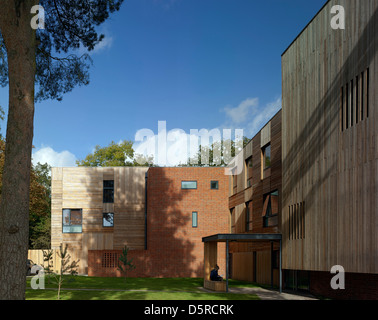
[222,98,259,124]
[221,96,282,138]
[77,28,114,56]
[32,146,77,167]
[91,36,113,54]
[247,97,282,136]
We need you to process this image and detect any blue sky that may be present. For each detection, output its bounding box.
[0,0,327,167]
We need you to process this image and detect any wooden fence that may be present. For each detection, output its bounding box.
[28,249,83,274]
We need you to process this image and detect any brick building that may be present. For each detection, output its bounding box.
[51,167,229,278]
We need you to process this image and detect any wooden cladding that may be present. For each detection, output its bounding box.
[341,68,369,132]
[288,202,305,240]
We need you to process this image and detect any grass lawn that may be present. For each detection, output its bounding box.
[25,276,261,300]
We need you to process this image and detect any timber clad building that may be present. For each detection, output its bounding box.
[50,0,377,299]
[280,0,378,299]
[227,110,282,287]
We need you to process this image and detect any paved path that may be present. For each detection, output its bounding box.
[228,287,317,300]
[200,286,317,300]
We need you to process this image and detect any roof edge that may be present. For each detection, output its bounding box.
[281,0,331,57]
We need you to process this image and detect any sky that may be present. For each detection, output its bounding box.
[0,0,327,167]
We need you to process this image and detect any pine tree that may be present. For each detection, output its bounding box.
[117,246,136,284]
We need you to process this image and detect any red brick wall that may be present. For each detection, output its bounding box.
[88,167,230,278]
[309,271,378,300]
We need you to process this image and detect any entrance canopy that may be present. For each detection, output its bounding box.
[202,233,282,293]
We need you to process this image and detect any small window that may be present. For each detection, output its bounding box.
[246,157,253,187]
[192,212,198,228]
[232,168,237,194]
[263,144,271,169]
[246,201,252,232]
[341,67,369,132]
[230,208,235,234]
[62,209,82,233]
[103,180,114,203]
[182,181,197,189]
[103,213,114,227]
[262,190,279,227]
[210,181,219,190]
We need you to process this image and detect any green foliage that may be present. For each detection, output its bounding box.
[53,244,80,300]
[76,140,154,167]
[0,127,51,249]
[185,137,250,167]
[29,162,51,249]
[42,249,54,284]
[0,0,125,102]
[33,162,52,198]
[117,246,136,283]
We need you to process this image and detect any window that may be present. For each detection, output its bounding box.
[230,208,235,234]
[210,181,219,190]
[246,157,253,187]
[232,168,237,194]
[262,190,279,227]
[181,181,197,189]
[263,144,271,169]
[341,68,369,132]
[62,209,82,233]
[103,212,114,227]
[192,212,198,228]
[289,201,305,240]
[103,180,114,203]
[245,202,252,232]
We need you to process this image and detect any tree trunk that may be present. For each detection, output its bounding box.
[0,0,37,300]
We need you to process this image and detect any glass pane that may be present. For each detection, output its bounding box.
[62,209,71,226]
[103,213,114,227]
[103,189,114,203]
[70,210,82,225]
[265,145,271,168]
[192,212,198,227]
[247,157,253,181]
[211,181,218,189]
[103,180,114,188]
[270,191,279,215]
[63,225,82,233]
[182,181,197,189]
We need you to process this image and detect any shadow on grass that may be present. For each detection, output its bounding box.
[25,276,261,300]
[26,289,260,301]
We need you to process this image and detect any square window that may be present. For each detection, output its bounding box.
[181,181,197,189]
[62,209,82,233]
[210,181,219,190]
[103,213,114,227]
